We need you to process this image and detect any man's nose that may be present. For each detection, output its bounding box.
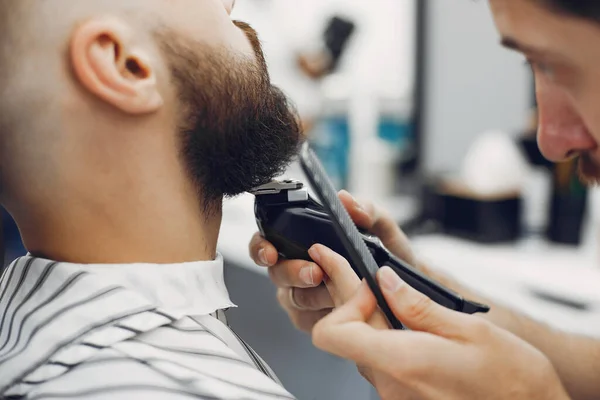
[535,80,597,162]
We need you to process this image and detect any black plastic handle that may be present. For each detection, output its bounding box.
[254,194,489,317]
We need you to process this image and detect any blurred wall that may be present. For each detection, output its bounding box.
[232,0,417,120]
[422,0,532,174]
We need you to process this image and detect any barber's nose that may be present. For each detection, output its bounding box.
[536,80,597,162]
[537,116,596,162]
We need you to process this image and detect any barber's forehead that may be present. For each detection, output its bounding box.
[489,0,569,42]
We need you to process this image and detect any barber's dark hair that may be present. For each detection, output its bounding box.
[541,0,600,21]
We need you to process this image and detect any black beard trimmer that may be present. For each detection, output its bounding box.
[251,143,489,329]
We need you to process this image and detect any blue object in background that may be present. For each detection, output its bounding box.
[378,116,414,155]
[309,114,413,191]
[309,115,350,190]
[2,208,26,266]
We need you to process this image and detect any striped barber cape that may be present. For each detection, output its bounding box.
[0,254,295,400]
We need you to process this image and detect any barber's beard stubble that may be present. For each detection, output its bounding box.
[578,153,600,186]
[157,23,302,211]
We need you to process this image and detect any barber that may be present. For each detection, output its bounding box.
[249,0,600,399]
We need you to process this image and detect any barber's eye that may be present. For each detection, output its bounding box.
[525,59,555,80]
[537,63,554,77]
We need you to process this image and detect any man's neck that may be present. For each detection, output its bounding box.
[9,186,222,265]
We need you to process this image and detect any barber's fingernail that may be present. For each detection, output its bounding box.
[258,248,269,266]
[379,267,405,293]
[299,266,314,286]
[342,190,364,211]
[308,246,321,264]
[353,198,365,212]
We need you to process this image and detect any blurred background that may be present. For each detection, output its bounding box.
[3,1,600,399]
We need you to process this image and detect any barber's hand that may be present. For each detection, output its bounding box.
[248,190,416,332]
[310,249,570,400]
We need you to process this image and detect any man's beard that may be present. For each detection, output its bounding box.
[578,153,600,186]
[157,22,302,210]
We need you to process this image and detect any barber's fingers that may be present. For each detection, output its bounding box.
[308,245,389,329]
[370,214,416,266]
[277,286,335,311]
[312,283,380,363]
[292,309,333,333]
[314,281,376,326]
[308,244,362,306]
[338,191,416,266]
[249,233,325,289]
[268,260,324,289]
[277,288,333,332]
[248,232,279,267]
[377,267,470,339]
[313,282,457,377]
[338,190,375,230]
[312,282,419,361]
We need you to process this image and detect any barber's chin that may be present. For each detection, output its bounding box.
[578,155,600,186]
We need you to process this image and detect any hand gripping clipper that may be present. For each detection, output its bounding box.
[251,179,489,327]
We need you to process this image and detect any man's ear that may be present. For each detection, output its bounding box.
[70,17,164,114]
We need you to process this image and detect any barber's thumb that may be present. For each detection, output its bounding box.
[377,267,463,337]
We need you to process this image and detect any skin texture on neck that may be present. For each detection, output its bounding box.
[9,123,223,265]
[19,190,222,265]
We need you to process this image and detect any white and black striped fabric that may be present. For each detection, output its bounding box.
[0,255,295,399]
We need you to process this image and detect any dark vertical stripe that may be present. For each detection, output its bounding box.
[184,319,229,348]
[0,259,21,301]
[0,258,36,335]
[0,271,88,357]
[0,258,31,305]
[0,257,14,285]
[230,329,271,378]
[0,285,121,362]
[1,300,154,393]
[247,343,279,383]
[247,344,273,377]
[0,262,58,351]
[188,315,270,377]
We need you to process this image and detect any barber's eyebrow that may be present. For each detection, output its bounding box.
[501,36,569,61]
[501,36,575,71]
[500,36,544,56]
